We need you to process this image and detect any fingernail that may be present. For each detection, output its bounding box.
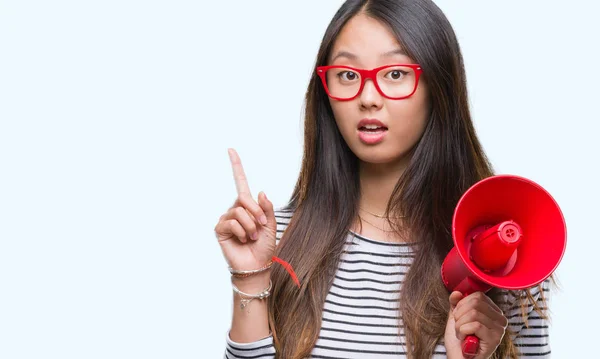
[260,215,268,225]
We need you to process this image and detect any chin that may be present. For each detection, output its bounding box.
[353,145,410,166]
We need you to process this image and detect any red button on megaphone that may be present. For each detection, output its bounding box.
[441,175,567,358]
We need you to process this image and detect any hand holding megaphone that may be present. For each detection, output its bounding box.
[445,290,508,359]
[441,175,567,358]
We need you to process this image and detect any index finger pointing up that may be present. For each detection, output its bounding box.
[228,148,252,195]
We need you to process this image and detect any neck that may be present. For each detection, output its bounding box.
[358,155,410,215]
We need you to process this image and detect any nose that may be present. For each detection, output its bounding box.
[359,78,383,110]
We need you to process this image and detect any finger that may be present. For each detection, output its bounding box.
[455,292,501,316]
[456,321,492,342]
[228,148,252,196]
[237,193,268,226]
[227,219,249,243]
[454,298,502,323]
[215,219,248,243]
[457,320,505,343]
[455,308,497,332]
[449,291,463,310]
[227,206,259,240]
[474,292,503,314]
[257,191,277,230]
[228,198,257,223]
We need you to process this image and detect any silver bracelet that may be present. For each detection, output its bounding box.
[231,280,273,310]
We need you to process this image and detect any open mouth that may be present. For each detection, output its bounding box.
[357,124,388,145]
[358,125,388,133]
[358,125,388,134]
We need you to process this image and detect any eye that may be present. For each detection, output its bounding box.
[338,71,359,81]
[385,70,407,80]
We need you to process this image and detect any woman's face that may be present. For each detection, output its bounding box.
[327,13,430,167]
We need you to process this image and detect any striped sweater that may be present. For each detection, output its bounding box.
[224,209,551,358]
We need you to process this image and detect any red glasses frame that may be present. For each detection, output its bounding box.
[316,64,423,101]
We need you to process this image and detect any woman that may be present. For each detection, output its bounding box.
[214,0,551,358]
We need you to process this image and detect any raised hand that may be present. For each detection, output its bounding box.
[214,148,278,275]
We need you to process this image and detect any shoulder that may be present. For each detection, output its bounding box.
[501,278,551,312]
[498,278,552,339]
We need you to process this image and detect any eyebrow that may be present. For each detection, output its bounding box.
[330,48,408,62]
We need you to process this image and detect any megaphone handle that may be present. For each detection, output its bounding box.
[462,335,479,359]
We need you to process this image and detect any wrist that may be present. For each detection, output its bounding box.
[443,341,463,359]
[232,269,272,293]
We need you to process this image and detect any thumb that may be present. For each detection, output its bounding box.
[257,191,277,231]
[449,291,463,311]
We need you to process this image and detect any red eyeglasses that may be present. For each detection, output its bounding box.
[316,64,423,101]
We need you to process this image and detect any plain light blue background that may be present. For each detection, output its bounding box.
[1,1,598,358]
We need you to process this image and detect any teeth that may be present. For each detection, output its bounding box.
[364,125,381,129]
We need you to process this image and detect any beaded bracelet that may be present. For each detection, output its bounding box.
[227,256,301,288]
[229,260,274,279]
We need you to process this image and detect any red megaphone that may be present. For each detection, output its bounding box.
[441,175,566,358]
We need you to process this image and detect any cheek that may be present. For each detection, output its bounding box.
[388,101,429,135]
[387,90,430,140]
[330,101,356,135]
